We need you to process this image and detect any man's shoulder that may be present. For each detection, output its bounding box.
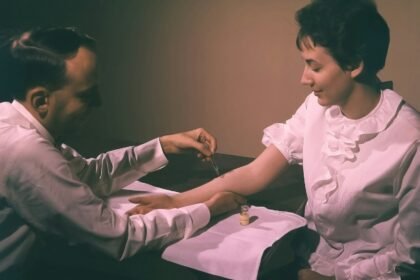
[0,124,57,164]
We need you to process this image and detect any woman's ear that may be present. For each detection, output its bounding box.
[350,60,364,79]
[26,87,50,118]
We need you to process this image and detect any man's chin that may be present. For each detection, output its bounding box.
[56,131,80,143]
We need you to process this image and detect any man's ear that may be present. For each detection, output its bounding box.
[350,60,364,79]
[26,87,51,118]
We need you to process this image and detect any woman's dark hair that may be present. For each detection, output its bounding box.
[0,27,96,102]
[295,0,390,86]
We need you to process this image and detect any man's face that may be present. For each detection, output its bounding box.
[299,38,355,108]
[47,46,100,139]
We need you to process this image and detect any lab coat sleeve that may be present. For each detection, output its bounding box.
[6,138,209,260]
[61,138,168,197]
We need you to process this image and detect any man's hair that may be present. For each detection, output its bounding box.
[0,27,96,102]
[295,0,390,86]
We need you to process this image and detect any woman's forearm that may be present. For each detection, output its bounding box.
[173,145,289,207]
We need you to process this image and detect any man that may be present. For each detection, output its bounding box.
[0,27,244,279]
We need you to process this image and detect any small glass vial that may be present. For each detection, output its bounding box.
[239,205,250,226]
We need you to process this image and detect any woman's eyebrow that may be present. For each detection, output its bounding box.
[305,59,321,66]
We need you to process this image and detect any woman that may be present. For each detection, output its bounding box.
[128,1,419,279]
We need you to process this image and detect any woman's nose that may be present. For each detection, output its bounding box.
[300,66,312,86]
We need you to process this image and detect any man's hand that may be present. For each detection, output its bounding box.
[298,269,335,280]
[126,191,246,218]
[127,194,175,216]
[204,192,246,217]
[159,128,217,160]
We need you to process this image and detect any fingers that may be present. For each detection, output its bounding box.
[126,196,151,216]
[126,205,153,216]
[206,191,248,217]
[193,128,217,160]
[128,195,148,203]
[196,128,217,154]
[160,128,217,158]
[189,137,212,158]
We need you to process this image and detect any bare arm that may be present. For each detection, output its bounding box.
[174,145,289,205]
[128,145,289,214]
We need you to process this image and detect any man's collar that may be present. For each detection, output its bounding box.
[11,100,55,144]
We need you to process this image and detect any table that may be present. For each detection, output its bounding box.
[27,153,307,280]
[141,153,307,279]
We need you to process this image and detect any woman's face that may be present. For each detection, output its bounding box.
[299,37,356,108]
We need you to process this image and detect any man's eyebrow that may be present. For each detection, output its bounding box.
[78,85,99,95]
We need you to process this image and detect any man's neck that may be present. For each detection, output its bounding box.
[13,100,56,143]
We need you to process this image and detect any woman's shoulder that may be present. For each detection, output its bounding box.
[399,102,420,130]
[387,89,420,130]
[384,90,420,141]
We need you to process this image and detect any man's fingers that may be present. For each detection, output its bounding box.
[126,206,153,216]
[196,129,217,154]
[128,195,147,203]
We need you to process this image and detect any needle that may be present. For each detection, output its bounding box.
[209,155,220,177]
[200,136,220,177]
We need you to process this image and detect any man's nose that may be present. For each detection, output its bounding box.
[89,87,102,108]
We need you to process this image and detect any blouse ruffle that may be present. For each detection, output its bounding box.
[312,90,402,203]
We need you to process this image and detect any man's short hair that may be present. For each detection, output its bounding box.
[0,27,96,102]
[295,0,390,86]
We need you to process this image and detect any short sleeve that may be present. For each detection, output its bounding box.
[262,99,308,165]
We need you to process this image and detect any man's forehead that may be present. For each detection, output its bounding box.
[65,47,97,84]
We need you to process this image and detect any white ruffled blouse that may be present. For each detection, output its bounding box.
[262,90,419,279]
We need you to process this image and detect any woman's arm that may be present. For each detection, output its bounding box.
[127,145,290,215]
[174,145,290,205]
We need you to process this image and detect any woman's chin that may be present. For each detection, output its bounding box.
[317,97,330,107]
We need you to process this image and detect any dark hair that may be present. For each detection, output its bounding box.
[0,27,96,102]
[295,0,390,86]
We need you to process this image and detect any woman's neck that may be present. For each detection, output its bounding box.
[340,83,381,120]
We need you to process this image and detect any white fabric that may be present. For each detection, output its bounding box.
[0,101,210,273]
[162,206,306,280]
[109,179,307,280]
[262,90,420,280]
[108,180,178,216]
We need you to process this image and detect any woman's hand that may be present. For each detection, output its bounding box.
[298,269,335,280]
[204,191,246,216]
[159,128,217,160]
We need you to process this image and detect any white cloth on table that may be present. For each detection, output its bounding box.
[162,206,306,280]
[109,181,307,280]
